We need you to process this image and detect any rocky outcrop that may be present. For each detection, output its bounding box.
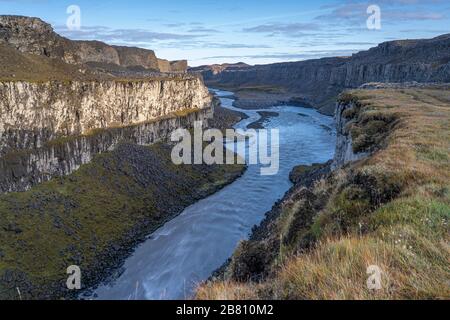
[170,60,189,73]
[332,100,369,169]
[192,34,450,115]
[0,15,187,73]
[156,59,188,73]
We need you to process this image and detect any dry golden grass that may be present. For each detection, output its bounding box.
[196,282,261,300]
[196,87,450,300]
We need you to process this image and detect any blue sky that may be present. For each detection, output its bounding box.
[1,0,449,66]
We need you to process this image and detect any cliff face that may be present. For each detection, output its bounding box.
[0,75,213,193]
[0,108,212,193]
[332,100,369,169]
[0,77,211,153]
[193,34,450,114]
[0,15,187,73]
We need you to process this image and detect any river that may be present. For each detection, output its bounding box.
[93,89,336,300]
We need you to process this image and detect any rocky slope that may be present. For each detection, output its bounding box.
[0,15,187,73]
[192,34,450,114]
[0,142,245,300]
[197,85,450,300]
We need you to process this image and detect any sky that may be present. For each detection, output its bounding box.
[1,0,449,66]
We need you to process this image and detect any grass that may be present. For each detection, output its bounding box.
[196,87,450,300]
[0,43,90,82]
[0,43,197,83]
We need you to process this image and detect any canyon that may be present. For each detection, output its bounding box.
[0,14,449,301]
[197,85,450,300]
[0,16,247,300]
[0,15,213,194]
[191,34,450,115]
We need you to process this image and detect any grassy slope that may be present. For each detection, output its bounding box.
[0,43,192,82]
[0,142,245,299]
[197,88,450,300]
[0,43,91,81]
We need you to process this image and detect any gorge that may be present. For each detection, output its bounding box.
[0,14,449,301]
[0,16,244,299]
[191,34,450,115]
[92,90,335,299]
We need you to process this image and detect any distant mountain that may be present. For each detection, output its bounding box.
[191,34,450,114]
[0,15,187,74]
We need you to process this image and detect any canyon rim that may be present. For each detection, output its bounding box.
[0,0,449,308]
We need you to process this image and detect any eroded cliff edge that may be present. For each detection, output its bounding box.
[197,85,450,300]
[191,34,450,115]
[0,76,213,193]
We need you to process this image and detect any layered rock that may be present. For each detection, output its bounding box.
[0,76,211,154]
[192,34,450,114]
[332,100,368,169]
[0,107,212,193]
[0,74,213,193]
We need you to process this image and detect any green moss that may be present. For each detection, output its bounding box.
[0,142,245,299]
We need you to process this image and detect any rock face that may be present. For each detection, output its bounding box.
[192,34,450,114]
[0,76,212,154]
[0,15,187,73]
[0,15,208,195]
[0,75,213,193]
[0,14,212,193]
[0,108,212,193]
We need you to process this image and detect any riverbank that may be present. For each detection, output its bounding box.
[206,85,316,112]
[208,96,249,130]
[197,86,450,300]
[0,139,245,300]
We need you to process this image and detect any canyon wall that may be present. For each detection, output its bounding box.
[192,34,450,114]
[0,76,211,154]
[0,75,214,193]
[332,100,369,169]
[0,108,212,193]
[0,15,187,73]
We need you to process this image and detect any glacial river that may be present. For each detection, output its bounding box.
[94,89,336,300]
